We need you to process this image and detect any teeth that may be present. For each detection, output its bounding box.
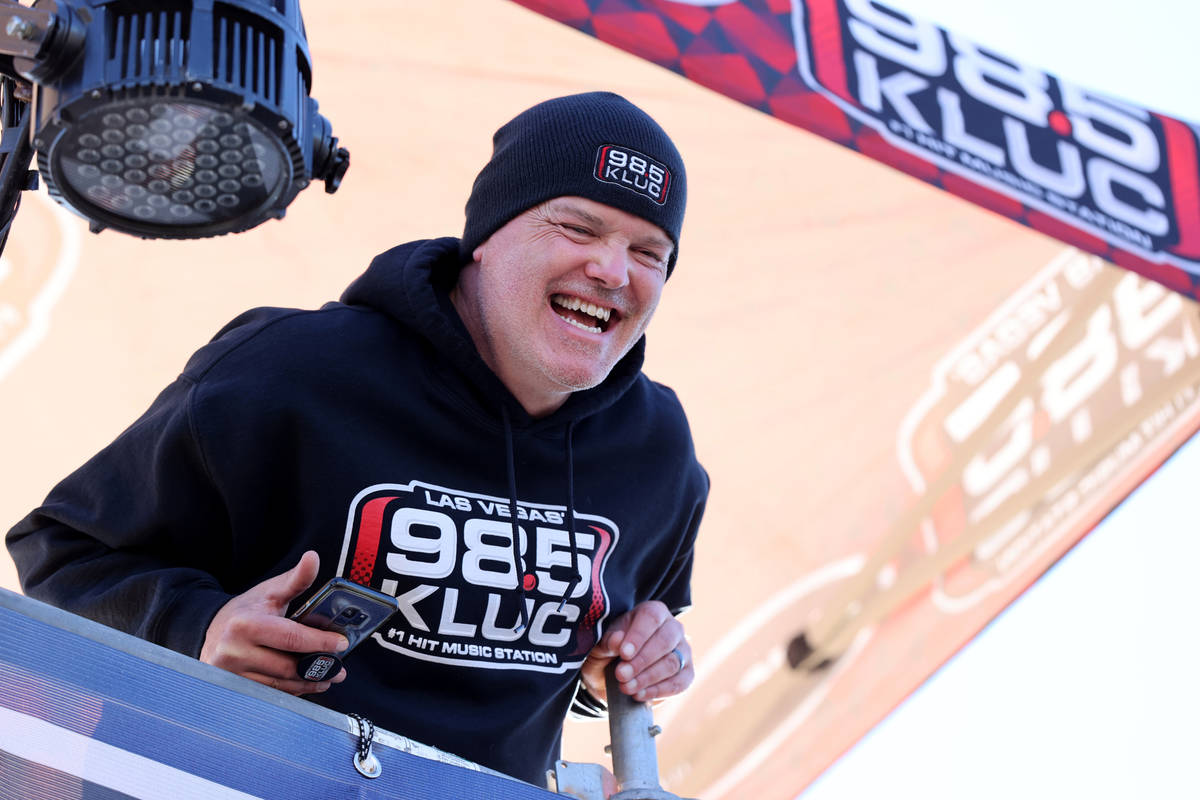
[563,316,601,334]
[553,295,611,322]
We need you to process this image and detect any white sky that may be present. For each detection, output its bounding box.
[800,2,1200,798]
[880,0,1200,120]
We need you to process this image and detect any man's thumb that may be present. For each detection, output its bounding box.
[262,550,321,606]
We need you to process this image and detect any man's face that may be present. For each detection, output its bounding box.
[454,196,673,416]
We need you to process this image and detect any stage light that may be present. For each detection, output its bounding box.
[0,0,347,243]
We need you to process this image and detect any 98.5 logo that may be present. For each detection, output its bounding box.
[335,480,617,672]
[898,251,1200,609]
[790,0,1199,266]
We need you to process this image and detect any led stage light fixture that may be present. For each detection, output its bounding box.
[0,0,347,243]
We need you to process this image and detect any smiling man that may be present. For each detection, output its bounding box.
[8,92,709,788]
[453,196,671,416]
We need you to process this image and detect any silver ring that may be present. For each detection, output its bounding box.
[671,647,686,673]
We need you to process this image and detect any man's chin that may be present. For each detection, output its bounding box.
[537,340,633,394]
[543,363,611,394]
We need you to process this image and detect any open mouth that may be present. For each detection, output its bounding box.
[551,294,614,334]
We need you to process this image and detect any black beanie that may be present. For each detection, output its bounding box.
[461,92,687,277]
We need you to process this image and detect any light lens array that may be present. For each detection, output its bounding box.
[54,100,288,231]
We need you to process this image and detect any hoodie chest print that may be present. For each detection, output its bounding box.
[338,480,617,672]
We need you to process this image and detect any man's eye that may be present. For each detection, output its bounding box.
[561,224,592,236]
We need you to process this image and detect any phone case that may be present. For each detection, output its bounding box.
[290,578,399,654]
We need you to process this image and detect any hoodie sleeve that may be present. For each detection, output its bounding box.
[651,479,707,617]
[6,372,234,658]
[569,465,709,719]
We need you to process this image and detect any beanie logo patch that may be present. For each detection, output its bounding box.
[594,145,671,205]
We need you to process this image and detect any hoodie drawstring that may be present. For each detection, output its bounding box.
[501,408,584,632]
[501,405,530,634]
[559,420,582,610]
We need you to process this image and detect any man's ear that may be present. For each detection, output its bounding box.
[472,242,485,263]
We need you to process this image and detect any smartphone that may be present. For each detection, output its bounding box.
[289,578,399,681]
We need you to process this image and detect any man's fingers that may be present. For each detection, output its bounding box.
[630,662,694,703]
[592,623,628,660]
[200,552,360,692]
[620,646,687,692]
[614,622,682,681]
[597,600,693,701]
[616,639,695,703]
[209,640,301,679]
[250,613,349,655]
[612,601,672,660]
[584,601,692,702]
[243,671,336,696]
[216,640,350,693]
[255,550,321,608]
[616,634,688,691]
[206,613,347,672]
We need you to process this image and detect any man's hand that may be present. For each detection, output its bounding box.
[580,600,693,703]
[199,550,349,695]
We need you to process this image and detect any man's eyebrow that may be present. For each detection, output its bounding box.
[637,232,673,254]
[553,201,673,255]
[553,202,607,230]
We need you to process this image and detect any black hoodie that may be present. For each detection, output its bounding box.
[7,238,709,785]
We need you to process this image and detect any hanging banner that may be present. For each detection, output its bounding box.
[513,0,1200,300]
[654,253,1200,798]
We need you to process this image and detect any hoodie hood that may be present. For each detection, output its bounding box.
[340,237,648,430]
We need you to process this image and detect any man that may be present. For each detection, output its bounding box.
[7,92,708,786]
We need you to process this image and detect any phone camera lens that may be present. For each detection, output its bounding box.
[336,607,369,628]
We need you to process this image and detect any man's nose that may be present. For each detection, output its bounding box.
[584,243,630,288]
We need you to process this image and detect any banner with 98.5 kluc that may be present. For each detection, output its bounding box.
[516,0,1200,299]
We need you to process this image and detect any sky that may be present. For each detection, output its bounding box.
[801,1,1200,798]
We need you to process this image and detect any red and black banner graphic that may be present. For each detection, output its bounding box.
[336,481,617,672]
[512,0,1200,300]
